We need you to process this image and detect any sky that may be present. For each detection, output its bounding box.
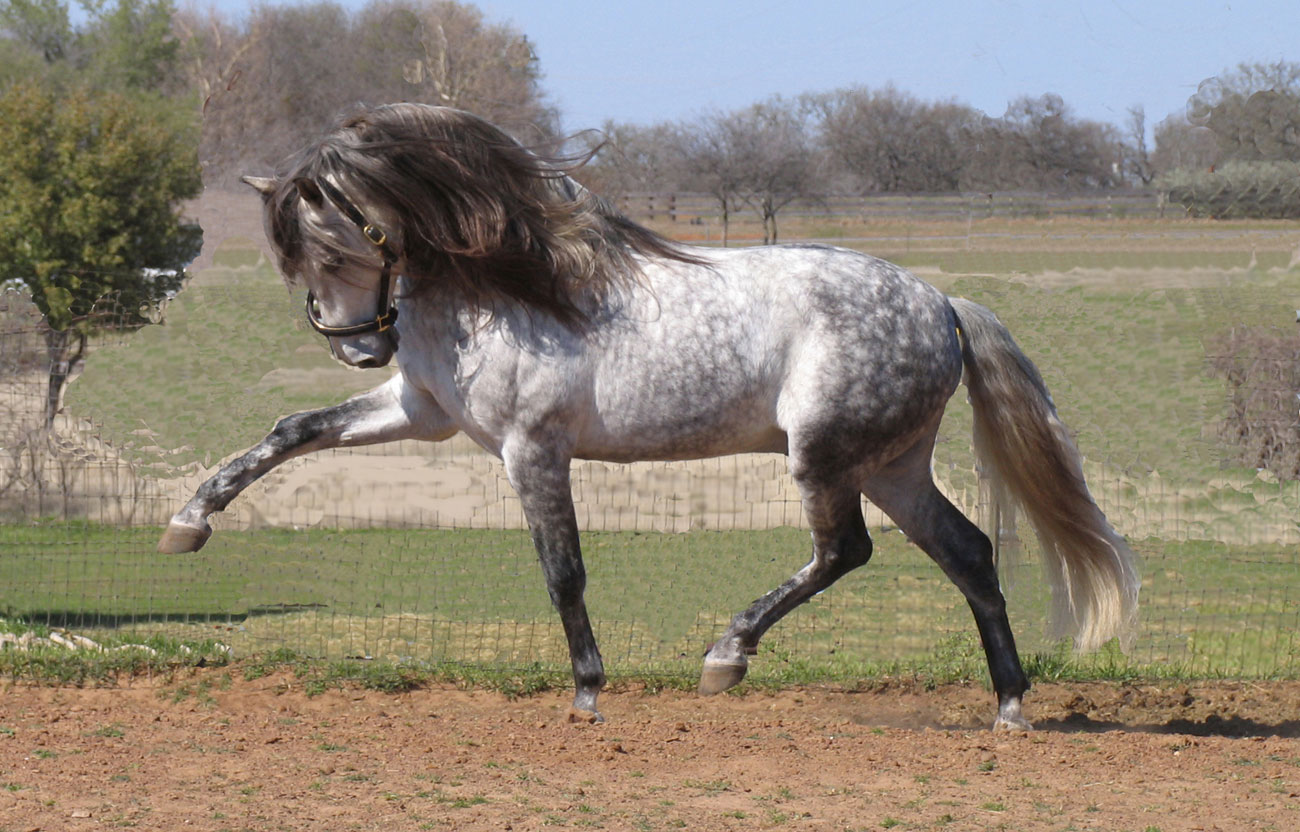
[204,0,1297,137]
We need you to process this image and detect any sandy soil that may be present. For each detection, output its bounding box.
[3,672,1299,831]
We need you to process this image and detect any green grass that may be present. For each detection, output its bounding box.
[940,268,1300,488]
[3,521,1299,682]
[1,521,961,672]
[55,235,1300,543]
[0,616,232,685]
[65,248,386,472]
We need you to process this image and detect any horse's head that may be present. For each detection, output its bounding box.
[246,103,706,350]
[243,174,400,369]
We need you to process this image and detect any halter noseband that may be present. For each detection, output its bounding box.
[304,178,400,337]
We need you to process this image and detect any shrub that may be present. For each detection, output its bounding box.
[1208,326,1300,478]
[1159,161,1300,219]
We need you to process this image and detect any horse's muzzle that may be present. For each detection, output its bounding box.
[331,329,398,368]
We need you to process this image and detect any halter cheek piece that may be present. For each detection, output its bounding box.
[303,178,400,337]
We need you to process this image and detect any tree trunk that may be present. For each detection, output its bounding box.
[44,328,87,428]
[762,196,778,245]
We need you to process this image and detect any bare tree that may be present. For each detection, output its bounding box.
[1187,61,1300,163]
[724,98,823,244]
[1151,113,1219,173]
[1124,104,1156,185]
[815,85,972,193]
[964,94,1123,191]
[353,0,555,136]
[181,0,556,184]
[174,5,267,182]
[673,111,747,246]
[671,99,824,245]
[174,6,258,112]
[182,1,355,183]
[570,120,686,203]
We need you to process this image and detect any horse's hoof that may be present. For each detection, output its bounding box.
[992,698,1033,732]
[698,659,748,696]
[158,521,212,554]
[992,714,1034,732]
[567,707,604,724]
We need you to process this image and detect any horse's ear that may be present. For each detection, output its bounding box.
[240,175,277,196]
[293,178,325,208]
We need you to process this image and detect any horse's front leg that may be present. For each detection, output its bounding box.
[503,439,606,722]
[159,376,454,553]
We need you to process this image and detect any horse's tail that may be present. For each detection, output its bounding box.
[949,296,1139,652]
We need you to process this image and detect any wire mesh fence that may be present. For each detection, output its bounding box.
[4,197,1300,682]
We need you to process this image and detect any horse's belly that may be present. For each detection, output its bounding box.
[574,389,786,463]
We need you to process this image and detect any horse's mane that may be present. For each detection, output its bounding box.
[264,103,704,328]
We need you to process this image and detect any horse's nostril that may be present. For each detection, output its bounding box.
[356,357,383,369]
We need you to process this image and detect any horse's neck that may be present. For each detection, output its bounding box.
[401,284,581,358]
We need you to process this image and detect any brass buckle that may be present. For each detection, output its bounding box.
[363,224,387,247]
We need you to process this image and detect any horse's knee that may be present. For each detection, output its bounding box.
[270,410,327,450]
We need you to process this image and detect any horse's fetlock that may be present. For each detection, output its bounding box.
[705,636,748,665]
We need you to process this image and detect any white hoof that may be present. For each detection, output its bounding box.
[698,659,748,696]
[158,520,212,554]
[992,698,1033,731]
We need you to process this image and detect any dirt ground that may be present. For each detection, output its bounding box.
[2,673,1299,831]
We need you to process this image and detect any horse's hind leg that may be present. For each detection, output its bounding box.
[863,447,1032,731]
[700,480,872,695]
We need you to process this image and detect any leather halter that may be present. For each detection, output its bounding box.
[303,178,399,337]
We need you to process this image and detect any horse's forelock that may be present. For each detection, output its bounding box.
[263,131,361,284]
[264,178,305,283]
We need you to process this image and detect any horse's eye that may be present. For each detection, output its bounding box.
[323,254,345,273]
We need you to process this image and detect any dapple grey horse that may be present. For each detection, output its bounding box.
[160,103,1138,729]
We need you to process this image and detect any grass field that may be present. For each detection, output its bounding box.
[6,206,1300,683]
[3,520,1299,681]
[64,252,379,474]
